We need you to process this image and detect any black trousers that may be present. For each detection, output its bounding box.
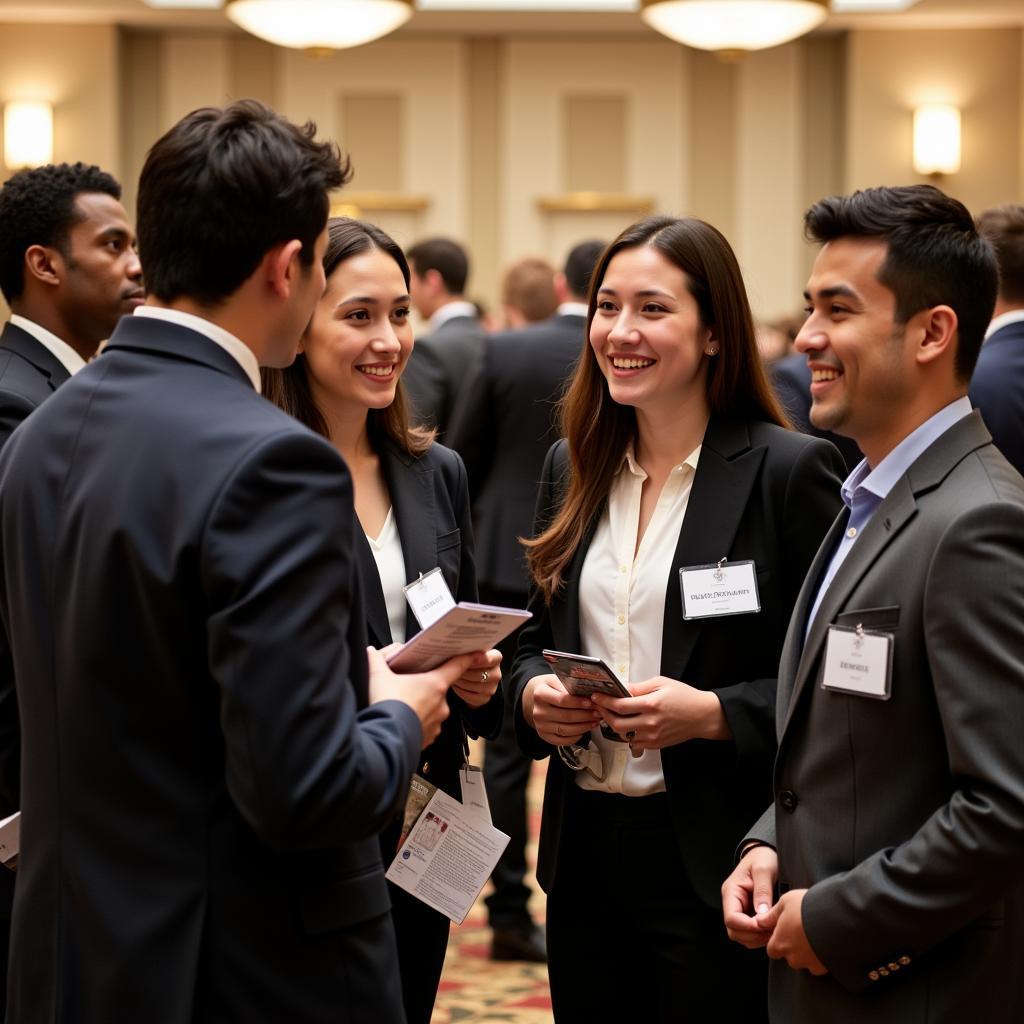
[481,586,535,931]
[387,880,451,1024]
[545,787,769,1024]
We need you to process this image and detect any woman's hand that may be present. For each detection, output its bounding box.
[591,677,731,753]
[523,673,602,746]
[451,649,502,708]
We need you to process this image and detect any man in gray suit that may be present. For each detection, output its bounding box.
[401,237,485,442]
[723,184,1024,1023]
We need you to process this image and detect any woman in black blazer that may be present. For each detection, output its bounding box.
[510,217,845,1023]
[264,218,502,1024]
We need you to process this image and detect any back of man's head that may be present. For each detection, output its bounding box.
[804,184,997,382]
[563,239,605,301]
[502,257,557,326]
[0,162,121,306]
[406,238,469,297]
[977,204,1024,309]
[137,99,350,307]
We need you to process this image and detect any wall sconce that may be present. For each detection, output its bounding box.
[913,105,961,177]
[3,101,54,169]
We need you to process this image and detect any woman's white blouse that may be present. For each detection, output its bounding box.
[365,508,408,644]
[576,444,701,795]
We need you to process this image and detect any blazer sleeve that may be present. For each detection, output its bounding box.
[202,430,422,852]
[443,449,503,741]
[802,498,1024,991]
[507,440,570,760]
[710,437,845,775]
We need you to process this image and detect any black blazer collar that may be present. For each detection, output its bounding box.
[102,314,255,390]
[558,415,766,679]
[658,415,766,678]
[1,321,73,390]
[356,439,438,646]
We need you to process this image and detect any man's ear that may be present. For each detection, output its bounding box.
[914,304,958,368]
[266,239,305,299]
[424,267,444,295]
[24,245,62,289]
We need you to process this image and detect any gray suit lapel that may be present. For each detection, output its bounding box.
[780,410,993,735]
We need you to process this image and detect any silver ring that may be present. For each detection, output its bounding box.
[481,670,489,683]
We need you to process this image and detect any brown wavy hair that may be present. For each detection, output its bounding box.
[524,215,789,602]
[262,216,433,456]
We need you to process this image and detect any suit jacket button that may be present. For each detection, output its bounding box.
[888,962,900,972]
[879,967,890,977]
[779,789,799,812]
[422,762,430,774]
[899,956,911,966]
[868,971,880,982]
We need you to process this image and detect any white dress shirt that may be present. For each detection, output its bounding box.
[576,443,701,795]
[8,315,87,376]
[133,306,261,393]
[428,301,478,333]
[364,508,407,644]
[984,309,1024,341]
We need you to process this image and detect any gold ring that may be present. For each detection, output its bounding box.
[481,670,489,683]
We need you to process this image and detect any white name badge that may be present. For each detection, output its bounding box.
[679,560,761,620]
[821,625,893,700]
[459,764,492,823]
[403,567,456,631]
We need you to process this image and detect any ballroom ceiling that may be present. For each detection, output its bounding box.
[0,0,1021,35]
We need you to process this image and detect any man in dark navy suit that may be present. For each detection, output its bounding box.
[0,162,144,450]
[0,101,470,1024]
[0,161,143,1010]
[447,239,604,963]
[972,204,1024,475]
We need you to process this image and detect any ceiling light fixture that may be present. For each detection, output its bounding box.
[225,0,414,51]
[639,0,829,55]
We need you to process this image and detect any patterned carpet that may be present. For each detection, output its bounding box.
[431,758,552,1024]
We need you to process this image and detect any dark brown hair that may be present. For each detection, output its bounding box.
[262,217,433,456]
[524,215,788,602]
[805,185,997,382]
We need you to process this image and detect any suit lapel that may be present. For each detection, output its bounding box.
[380,441,436,640]
[1,322,73,391]
[780,411,992,735]
[774,506,848,729]
[660,416,765,679]
[354,526,393,648]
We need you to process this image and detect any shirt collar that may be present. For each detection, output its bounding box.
[428,301,478,333]
[133,306,261,393]
[621,441,701,480]
[840,396,973,509]
[557,302,588,318]
[985,309,1024,341]
[8,314,87,376]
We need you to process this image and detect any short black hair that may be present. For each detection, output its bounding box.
[977,204,1024,307]
[406,238,468,295]
[0,162,121,304]
[137,99,351,306]
[563,239,605,300]
[804,184,998,382]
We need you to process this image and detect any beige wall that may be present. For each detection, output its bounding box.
[5,22,1024,325]
[847,28,1022,212]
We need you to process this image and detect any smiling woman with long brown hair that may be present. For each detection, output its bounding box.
[509,215,846,1023]
[263,217,503,1024]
